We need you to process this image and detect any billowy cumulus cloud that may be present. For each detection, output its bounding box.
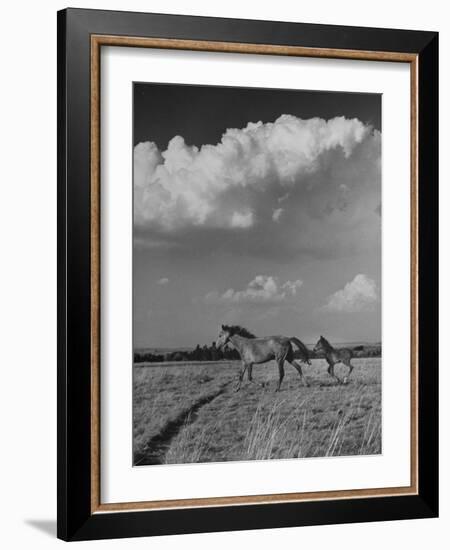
[322,274,377,313]
[134,115,381,258]
[204,275,303,305]
[272,208,284,223]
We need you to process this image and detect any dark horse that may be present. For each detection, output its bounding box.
[313,335,354,384]
[216,325,311,391]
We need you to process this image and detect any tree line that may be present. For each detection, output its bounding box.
[134,342,239,363]
[134,342,381,363]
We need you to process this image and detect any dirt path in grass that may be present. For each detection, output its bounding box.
[134,381,233,465]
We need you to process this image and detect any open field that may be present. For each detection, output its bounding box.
[133,358,381,465]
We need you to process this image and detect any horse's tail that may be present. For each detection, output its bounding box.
[289,337,311,365]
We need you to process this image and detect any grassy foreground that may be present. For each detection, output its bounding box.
[133,358,381,465]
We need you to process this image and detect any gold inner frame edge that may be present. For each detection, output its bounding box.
[90,34,419,514]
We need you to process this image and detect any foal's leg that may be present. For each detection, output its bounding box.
[343,360,354,384]
[276,360,285,391]
[236,362,249,392]
[327,361,341,384]
[288,361,310,387]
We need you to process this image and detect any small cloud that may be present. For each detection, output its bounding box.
[322,274,377,313]
[281,279,303,295]
[157,277,169,285]
[204,275,303,304]
[231,210,254,228]
[272,208,284,223]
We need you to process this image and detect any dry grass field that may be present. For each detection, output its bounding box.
[133,358,381,466]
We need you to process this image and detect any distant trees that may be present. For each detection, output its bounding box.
[134,342,381,363]
[134,341,241,363]
[134,351,165,363]
[353,345,382,358]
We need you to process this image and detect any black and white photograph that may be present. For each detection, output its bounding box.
[132,83,382,466]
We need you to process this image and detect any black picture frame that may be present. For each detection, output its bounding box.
[57,7,438,542]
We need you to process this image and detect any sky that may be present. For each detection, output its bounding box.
[133,83,381,348]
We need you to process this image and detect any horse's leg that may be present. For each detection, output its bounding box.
[247,363,254,382]
[236,362,249,392]
[288,361,309,387]
[327,361,341,384]
[276,360,285,391]
[343,360,354,384]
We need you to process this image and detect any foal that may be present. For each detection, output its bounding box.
[313,335,354,384]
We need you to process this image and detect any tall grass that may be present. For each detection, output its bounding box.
[359,409,382,454]
[242,398,381,460]
[164,415,221,464]
[134,358,382,464]
[165,400,380,464]
[243,398,311,460]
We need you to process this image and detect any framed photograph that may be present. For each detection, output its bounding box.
[57,8,438,541]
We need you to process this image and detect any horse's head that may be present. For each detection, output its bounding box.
[313,336,326,353]
[216,325,232,349]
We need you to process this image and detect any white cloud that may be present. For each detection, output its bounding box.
[272,208,284,222]
[231,210,254,228]
[322,274,377,312]
[281,279,304,295]
[134,115,374,232]
[157,277,169,285]
[204,275,303,304]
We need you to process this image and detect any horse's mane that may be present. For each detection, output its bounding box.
[222,325,256,338]
[319,335,332,348]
